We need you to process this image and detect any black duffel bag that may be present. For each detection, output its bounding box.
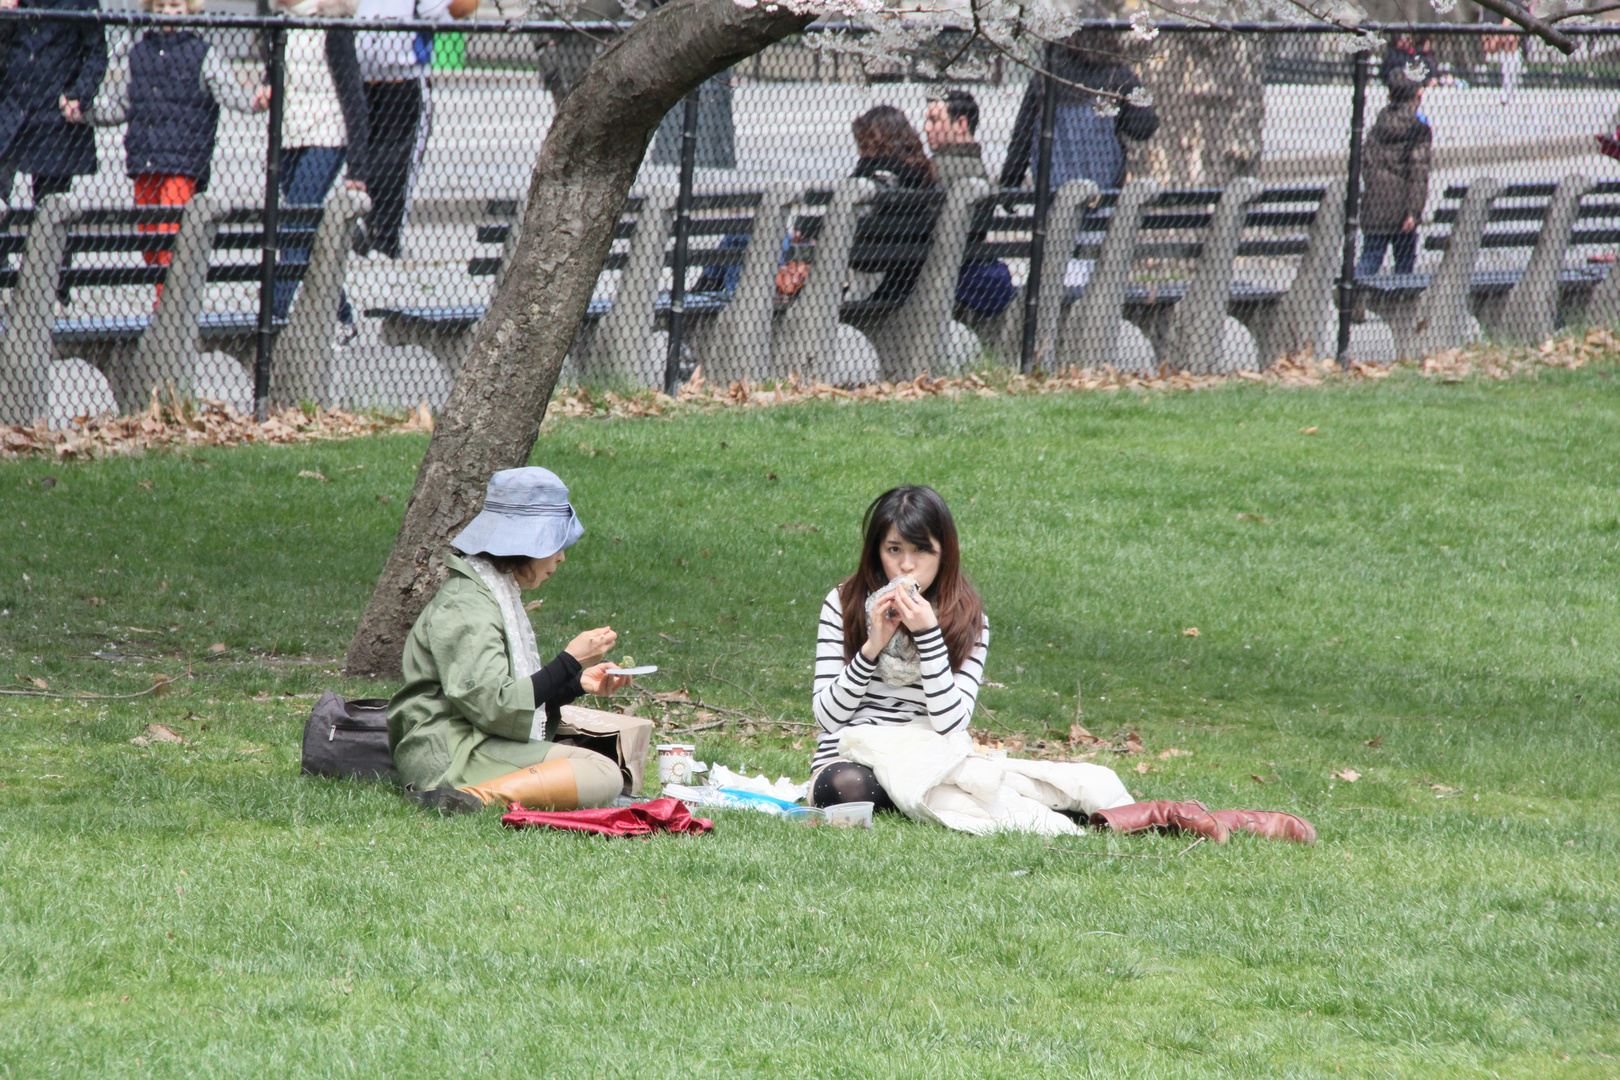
[301,691,399,783]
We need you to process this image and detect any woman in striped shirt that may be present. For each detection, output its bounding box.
[810,486,987,810]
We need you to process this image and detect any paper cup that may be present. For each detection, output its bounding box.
[656,743,697,786]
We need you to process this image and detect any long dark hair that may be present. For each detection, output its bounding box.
[840,486,984,671]
[852,105,937,184]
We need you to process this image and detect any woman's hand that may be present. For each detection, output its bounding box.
[251,85,273,112]
[1400,214,1417,233]
[59,97,83,124]
[890,583,938,633]
[861,593,903,660]
[579,663,630,696]
[565,626,616,666]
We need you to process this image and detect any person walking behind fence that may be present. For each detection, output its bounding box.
[351,0,473,260]
[267,0,372,332]
[925,89,1012,320]
[1484,18,1524,107]
[1355,76,1431,278]
[85,0,269,305]
[998,28,1158,195]
[0,0,106,210]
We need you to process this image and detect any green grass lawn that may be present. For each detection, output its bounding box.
[2,366,1618,1078]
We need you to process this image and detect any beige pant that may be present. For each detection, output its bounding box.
[460,743,623,810]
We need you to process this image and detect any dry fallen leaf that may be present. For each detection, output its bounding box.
[297,469,328,482]
[31,677,48,690]
[207,643,227,654]
[1365,735,1383,748]
[1299,426,1318,435]
[150,674,172,696]
[1235,512,1272,524]
[1251,774,1268,785]
[1159,748,1193,759]
[654,688,691,703]
[1332,768,1361,783]
[130,736,150,748]
[84,596,105,606]
[144,723,184,745]
[1135,762,1154,774]
[137,480,153,489]
[523,599,544,612]
[1182,627,1200,637]
[1429,783,1456,793]
[1121,732,1146,755]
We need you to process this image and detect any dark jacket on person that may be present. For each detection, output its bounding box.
[1360,98,1431,235]
[999,53,1158,193]
[123,31,217,180]
[0,0,107,179]
[325,28,371,184]
[850,154,939,304]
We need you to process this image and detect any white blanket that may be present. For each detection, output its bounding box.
[838,725,1135,837]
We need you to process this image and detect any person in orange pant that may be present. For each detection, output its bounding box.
[83,0,269,304]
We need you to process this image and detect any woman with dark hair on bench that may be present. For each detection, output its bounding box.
[849,105,939,306]
[389,467,631,814]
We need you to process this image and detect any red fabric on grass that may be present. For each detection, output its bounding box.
[501,796,714,837]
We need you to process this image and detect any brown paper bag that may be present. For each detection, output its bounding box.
[555,705,654,795]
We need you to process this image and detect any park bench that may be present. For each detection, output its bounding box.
[364,188,781,382]
[0,187,367,423]
[365,175,1344,387]
[1357,175,1620,357]
[843,178,1340,374]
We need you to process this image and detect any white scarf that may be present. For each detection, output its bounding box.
[463,555,550,740]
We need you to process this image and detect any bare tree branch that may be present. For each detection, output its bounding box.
[1471,0,1576,52]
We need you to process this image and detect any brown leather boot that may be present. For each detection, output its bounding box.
[459,759,580,810]
[1090,800,1230,844]
[1211,809,1317,844]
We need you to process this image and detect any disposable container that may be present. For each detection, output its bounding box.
[782,806,828,827]
[824,801,874,829]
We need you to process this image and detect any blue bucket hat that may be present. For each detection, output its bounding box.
[450,467,585,560]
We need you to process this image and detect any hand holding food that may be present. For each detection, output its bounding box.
[579,663,631,696]
[565,626,617,666]
[889,578,938,632]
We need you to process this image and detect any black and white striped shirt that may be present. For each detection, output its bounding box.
[810,586,989,770]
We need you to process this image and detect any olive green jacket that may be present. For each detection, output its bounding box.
[387,553,543,790]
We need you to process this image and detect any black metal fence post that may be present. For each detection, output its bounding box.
[662,89,700,397]
[1019,43,1059,376]
[253,23,286,421]
[1334,49,1371,370]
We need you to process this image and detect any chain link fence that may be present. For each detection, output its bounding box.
[3,9,1620,425]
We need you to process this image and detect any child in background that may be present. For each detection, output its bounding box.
[88,0,270,302]
[1356,75,1431,278]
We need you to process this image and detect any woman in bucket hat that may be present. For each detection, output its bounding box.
[388,467,631,814]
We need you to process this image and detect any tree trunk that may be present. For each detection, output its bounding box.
[344,0,814,678]
[1128,30,1266,187]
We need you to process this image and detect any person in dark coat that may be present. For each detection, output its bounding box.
[0,0,107,206]
[1356,77,1431,277]
[849,104,938,306]
[999,29,1158,194]
[87,0,268,303]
